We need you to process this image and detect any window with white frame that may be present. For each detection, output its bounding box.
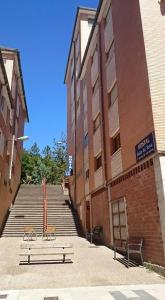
[84,132,89,148]
[93,113,101,133]
[85,169,89,180]
[92,77,99,95]
[106,41,114,62]
[111,132,121,155]
[108,82,118,107]
[94,153,102,171]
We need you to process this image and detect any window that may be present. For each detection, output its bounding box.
[108,83,118,107]
[112,198,127,244]
[92,77,99,94]
[84,133,89,147]
[95,153,102,171]
[93,113,101,132]
[85,169,89,180]
[106,41,114,62]
[111,133,121,155]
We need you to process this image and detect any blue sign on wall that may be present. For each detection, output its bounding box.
[135,132,156,162]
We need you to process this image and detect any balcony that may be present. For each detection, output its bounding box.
[77,79,80,100]
[94,167,103,189]
[84,146,89,170]
[106,54,116,92]
[104,7,114,52]
[111,148,123,178]
[91,50,99,87]
[109,99,119,137]
[85,180,89,195]
[92,87,100,119]
[93,127,102,156]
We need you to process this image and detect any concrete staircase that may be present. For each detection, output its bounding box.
[2,184,80,237]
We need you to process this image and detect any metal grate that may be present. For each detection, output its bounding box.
[44,297,58,300]
[0,295,8,299]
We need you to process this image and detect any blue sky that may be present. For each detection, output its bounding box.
[0,0,98,151]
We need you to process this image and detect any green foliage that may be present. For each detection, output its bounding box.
[21,135,67,185]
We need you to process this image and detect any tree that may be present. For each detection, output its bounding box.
[30,142,40,157]
[52,134,67,184]
[21,135,67,185]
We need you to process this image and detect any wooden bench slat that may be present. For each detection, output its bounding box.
[20,252,74,256]
[21,245,73,249]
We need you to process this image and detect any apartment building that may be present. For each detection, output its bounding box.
[0,47,29,233]
[65,0,165,266]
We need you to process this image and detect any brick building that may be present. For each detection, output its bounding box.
[0,47,29,233]
[65,0,165,266]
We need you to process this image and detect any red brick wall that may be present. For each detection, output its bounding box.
[92,188,111,245]
[0,55,26,232]
[110,162,165,266]
[112,0,154,170]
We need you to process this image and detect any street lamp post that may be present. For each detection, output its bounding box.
[9,135,29,180]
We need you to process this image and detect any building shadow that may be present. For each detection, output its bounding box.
[159,1,165,15]
[114,257,141,268]
[19,259,73,265]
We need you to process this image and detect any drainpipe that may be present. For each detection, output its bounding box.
[97,23,108,187]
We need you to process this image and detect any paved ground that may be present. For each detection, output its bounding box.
[0,236,164,290]
[0,236,164,299]
[1,285,165,300]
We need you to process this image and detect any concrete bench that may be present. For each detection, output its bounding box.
[114,237,143,268]
[20,243,74,264]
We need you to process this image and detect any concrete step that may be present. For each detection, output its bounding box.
[2,184,80,237]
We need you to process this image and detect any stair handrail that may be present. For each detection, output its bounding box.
[42,177,48,233]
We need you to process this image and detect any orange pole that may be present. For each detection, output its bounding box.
[42,178,48,234]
